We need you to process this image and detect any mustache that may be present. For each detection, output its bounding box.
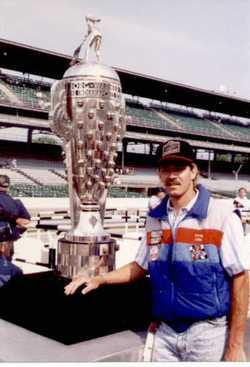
[165,179,180,186]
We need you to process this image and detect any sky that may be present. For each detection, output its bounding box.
[1,0,250,99]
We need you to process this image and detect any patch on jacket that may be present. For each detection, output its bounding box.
[147,230,163,245]
[147,229,172,246]
[150,245,160,261]
[189,244,208,260]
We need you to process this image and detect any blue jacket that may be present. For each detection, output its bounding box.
[0,255,23,287]
[147,185,231,332]
[0,192,31,240]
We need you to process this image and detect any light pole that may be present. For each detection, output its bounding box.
[208,150,211,179]
[232,164,243,193]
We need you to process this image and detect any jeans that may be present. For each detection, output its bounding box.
[151,317,228,362]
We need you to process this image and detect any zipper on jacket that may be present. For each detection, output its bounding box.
[164,215,176,317]
[213,272,221,313]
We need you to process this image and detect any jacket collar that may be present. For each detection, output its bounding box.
[148,184,210,220]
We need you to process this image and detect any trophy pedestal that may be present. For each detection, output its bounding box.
[0,271,151,345]
[58,237,117,279]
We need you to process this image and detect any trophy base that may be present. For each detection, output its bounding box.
[0,271,151,345]
[57,236,117,279]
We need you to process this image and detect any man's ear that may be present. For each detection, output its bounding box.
[190,163,199,179]
[190,163,198,172]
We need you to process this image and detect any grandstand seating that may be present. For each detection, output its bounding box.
[159,110,228,138]
[221,123,250,141]
[0,74,249,200]
[9,184,146,198]
[108,187,145,198]
[22,168,66,185]
[126,104,181,131]
[20,158,63,169]
[10,184,68,198]
[0,72,249,145]
[0,152,248,198]
[49,168,67,182]
[0,73,50,110]
[20,159,66,185]
[0,88,9,104]
[14,168,43,186]
[0,157,66,187]
[125,103,250,143]
[0,168,31,185]
[10,83,50,110]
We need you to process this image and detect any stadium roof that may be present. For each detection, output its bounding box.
[1,38,250,119]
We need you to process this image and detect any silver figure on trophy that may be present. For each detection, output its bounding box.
[71,14,102,65]
[50,16,126,279]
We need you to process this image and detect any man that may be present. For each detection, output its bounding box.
[0,175,31,261]
[64,139,249,362]
[234,187,249,208]
[233,187,250,233]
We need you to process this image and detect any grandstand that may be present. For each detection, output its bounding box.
[126,101,250,143]
[0,72,50,110]
[0,38,250,197]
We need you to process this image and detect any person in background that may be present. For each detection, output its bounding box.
[11,159,17,169]
[233,187,249,233]
[64,139,249,362]
[148,187,166,210]
[234,187,249,208]
[0,175,31,261]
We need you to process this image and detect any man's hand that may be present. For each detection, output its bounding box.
[64,262,146,296]
[64,274,104,295]
[223,346,246,361]
[16,218,30,228]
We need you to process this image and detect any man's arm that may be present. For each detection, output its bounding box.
[14,200,31,229]
[15,200,31,220]
[64,261,147,295]
[223,271,249,361]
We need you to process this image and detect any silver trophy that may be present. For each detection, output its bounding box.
[50,16,126,279]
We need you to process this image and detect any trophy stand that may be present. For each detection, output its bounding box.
[50,18,126,279]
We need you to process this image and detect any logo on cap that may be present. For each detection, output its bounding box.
[162,141,180,158]
[159,139,196,164]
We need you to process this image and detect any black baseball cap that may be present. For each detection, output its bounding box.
[0,175,10,188]
[158,139,196,165]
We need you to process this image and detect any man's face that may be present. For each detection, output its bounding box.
[158,162,198,198]
[239,189,247,199]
